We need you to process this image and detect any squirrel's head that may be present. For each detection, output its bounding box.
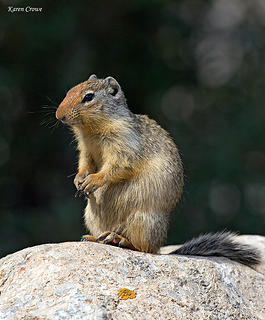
[56,75,128,130]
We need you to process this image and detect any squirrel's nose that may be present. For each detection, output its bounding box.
[56,108,67,122]
[56,114,66,122]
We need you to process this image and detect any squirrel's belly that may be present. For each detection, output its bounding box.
[83,171,180,235]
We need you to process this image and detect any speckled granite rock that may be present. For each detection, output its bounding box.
[0,239,264,320]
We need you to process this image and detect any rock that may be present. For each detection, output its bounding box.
[0,239,265,320]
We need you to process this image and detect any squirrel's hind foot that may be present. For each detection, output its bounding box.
[81,231,137,251]
[96,231,137,251]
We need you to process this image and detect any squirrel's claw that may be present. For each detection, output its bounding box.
[85,186,98,197]
[81,234,97,242]
[75,190,80,198]
[74,184,97,199]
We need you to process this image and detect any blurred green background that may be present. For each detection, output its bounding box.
[1,0,265,258]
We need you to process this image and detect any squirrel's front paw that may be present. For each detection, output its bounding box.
[78,173,105,197]
[74,171,89,190]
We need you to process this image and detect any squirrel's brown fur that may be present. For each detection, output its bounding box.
[56,74,184,253]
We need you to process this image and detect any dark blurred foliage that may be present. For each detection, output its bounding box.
[0,0,265,258]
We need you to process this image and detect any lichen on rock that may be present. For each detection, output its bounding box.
[117,288,137,300]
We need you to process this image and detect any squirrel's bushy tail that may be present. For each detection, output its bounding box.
[171,231,261,267]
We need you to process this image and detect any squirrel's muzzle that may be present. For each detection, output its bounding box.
[56,112,67,123]
[56,104,68,123]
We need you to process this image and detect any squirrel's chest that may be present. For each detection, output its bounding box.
[86,140,104,170]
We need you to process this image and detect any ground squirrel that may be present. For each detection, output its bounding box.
[56,74,260,267]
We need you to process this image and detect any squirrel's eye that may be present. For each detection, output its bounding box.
[82,93,94,103]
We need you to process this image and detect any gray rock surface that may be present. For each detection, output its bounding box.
[0,238,264,320]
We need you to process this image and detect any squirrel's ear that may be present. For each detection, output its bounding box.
[88,74,97,80]
[105,76,121,97]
